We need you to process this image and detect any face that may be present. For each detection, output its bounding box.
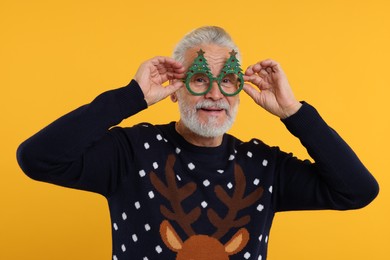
[175,44,240,138]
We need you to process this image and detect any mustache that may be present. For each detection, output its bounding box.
[195,99,230,110]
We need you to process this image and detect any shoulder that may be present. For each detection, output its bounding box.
[107,122,173,148]
[234,137,276,155]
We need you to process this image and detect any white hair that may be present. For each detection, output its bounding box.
[173,26,241,63]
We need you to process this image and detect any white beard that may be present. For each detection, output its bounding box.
[177,95,239,138]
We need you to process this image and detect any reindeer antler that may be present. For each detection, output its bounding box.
[150,154,201,236]
[208,163,264,239]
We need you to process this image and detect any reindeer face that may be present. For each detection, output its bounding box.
[150,155,263,259]
[177,235,228,260]
[160,220,249,260]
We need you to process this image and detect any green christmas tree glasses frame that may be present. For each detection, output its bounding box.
[182,49,244,96]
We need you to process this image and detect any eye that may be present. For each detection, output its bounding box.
[222,78,232,84]
[190,73,209,85]
[195,77,207,83]
[221,74,238,87]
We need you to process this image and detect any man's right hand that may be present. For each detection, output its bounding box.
[134,56,185,106]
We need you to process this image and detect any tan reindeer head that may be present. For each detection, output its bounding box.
[160,220,249,260]
[150,154,263,259]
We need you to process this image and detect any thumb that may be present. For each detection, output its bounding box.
[243,83,259,101]
[163,80,184,97]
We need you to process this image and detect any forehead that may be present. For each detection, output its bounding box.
[183,44,231,69]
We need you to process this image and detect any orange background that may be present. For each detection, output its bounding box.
[1,0,389,259]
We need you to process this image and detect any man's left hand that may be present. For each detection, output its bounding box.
[243,59,302,119]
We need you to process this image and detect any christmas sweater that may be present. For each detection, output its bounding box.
[17,80,379,260]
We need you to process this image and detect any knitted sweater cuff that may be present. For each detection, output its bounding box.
[114,79,148,119]
[281,101,327,138]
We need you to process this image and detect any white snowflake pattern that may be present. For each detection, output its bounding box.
[144,143,150,149]
[153,162,158,169]
[247,151,253,158]
[113,223,118,231]
[175,147,181,154]
[134,201,141,209]
[148,191,155,199]
[217,169,224,174]
[155,245,163,254]
[262,159,268,167]
[132,234,138,242]
[228,154,235,160]
[203,179,210,187]
[188,162,195,170]
[121,244,126,252]
[244,252,251,259]
[201,201,208,208]
[145,224,151,231]
[122,212,127,220]
[253,178,260,185]
[269,186,273,193]
[156,134,163,141]
[139,170,146,177]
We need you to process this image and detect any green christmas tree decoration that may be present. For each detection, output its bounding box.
[217,49,244,96]
[219,50,243,76]
[184,49,213,95]
[186,49,212,76]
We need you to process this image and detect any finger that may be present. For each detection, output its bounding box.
[260,59,284,73]
[259,69,268,77]
[171,72,186,80]
[260,59,277,67]
[243,83,260,101]
[160,57,185,72]
[162,70,185,81]
[246,59,283,76]
[244,74,262,86]
[245,65,255,76]
[163,81,184,96]
[244,75,266,89]
[252,63,262,72]
[152,56,185,74]
[153,56,182,67]
[149,58,185,83]
[245,63,264,75]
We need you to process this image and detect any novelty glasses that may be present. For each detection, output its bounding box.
[183,49,244,96]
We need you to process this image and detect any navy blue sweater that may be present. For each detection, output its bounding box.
[17,80,379,260]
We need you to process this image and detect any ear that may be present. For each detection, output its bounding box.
[170,92,178,102]
[160,220,183,252]
[224,228,249,255]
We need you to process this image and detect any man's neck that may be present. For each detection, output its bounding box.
[175,121,223,147]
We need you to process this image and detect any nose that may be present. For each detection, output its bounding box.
[204,80,224,100]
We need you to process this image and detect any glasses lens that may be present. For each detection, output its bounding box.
[188,73,210,94]
[219,73,242,95]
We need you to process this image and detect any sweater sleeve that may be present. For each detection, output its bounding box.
[16,80,148,197]
[273,102,379,211]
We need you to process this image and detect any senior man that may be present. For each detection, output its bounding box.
[17,26,379,260]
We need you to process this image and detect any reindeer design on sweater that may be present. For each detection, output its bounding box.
[150,154,264,259]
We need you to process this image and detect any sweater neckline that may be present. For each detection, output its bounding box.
[165,121,230,155]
